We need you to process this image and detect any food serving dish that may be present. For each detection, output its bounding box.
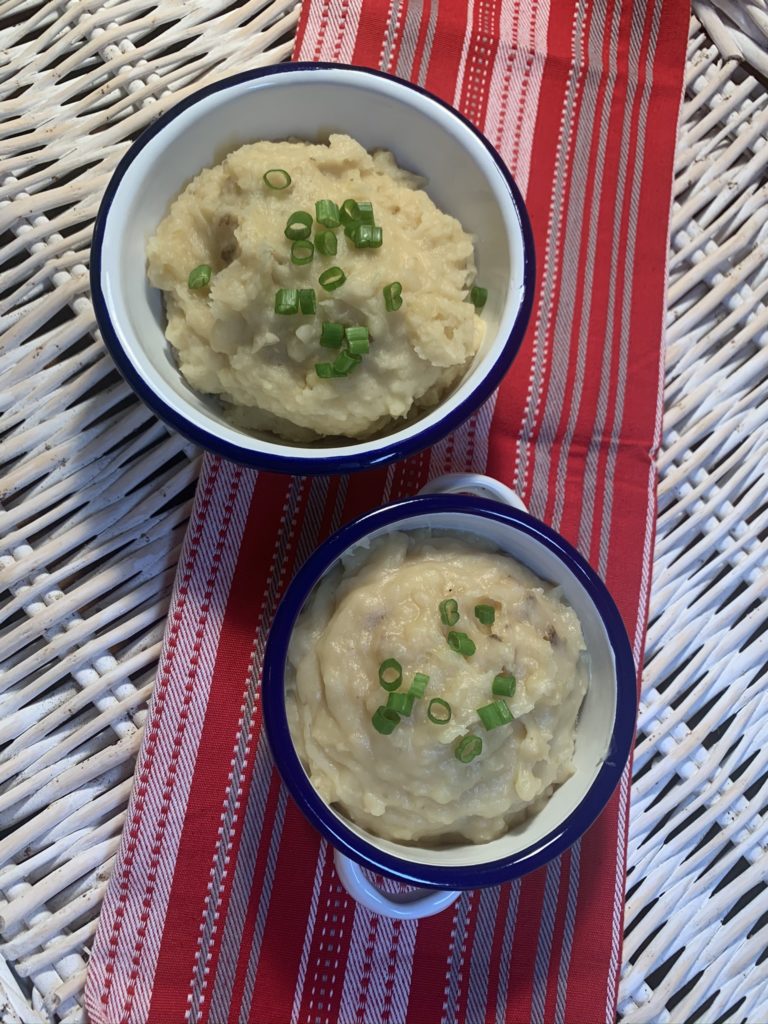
[262,474,637,918]
[90,63,534,474]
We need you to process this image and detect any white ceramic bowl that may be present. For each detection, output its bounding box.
[262,474,637,918]
[91,63,535,474]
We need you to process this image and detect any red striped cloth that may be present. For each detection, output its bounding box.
[85,1,688,1021]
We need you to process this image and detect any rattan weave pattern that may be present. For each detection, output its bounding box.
[0,3,765,1022]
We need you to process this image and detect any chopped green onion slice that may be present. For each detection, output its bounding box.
[291,239,314,265]
[455,734,483,763]
[315,229,338,256]
[274,288,299,314]
[340,199,360,225]
[470,285,488,309]
[386,691,415,716]
[320,322,345,348]
[315,199,341,228]
[315,362,336,379]
[332,351,358,375]
[356,201,374,224]
[352,224,382,248]
[284,211,313,240]
[447,631,476,657]
[427,697,452,724]
[263,168,292,190]
[477,700,514,731]
[439,599,460,626]
[378,658,402,691]
[345,325,369,355]
[492,673,516,697]
[372,706,400,735]
[409,673,429,699]
[475,604,495,626]
[319,266,346,291]
[188,264,212,290]
[384,282,402,311]
[298,288,316,314]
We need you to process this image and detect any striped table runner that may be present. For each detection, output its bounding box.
[85,1,689,1021]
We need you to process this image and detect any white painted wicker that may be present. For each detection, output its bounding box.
[0,3,765,1022]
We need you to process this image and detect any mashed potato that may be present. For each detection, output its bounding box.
[146,134,484,441]
[286,532,589,846]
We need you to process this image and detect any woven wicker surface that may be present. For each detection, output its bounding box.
[0,3,765,1022]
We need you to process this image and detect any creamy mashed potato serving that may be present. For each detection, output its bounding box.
[286,532,589,846]
[146,134,487,442]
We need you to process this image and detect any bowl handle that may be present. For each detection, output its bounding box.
[333,850,461,920]
[418,472,528,512]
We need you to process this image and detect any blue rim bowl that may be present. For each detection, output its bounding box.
[262,494,637,890]
[90,62,535,475]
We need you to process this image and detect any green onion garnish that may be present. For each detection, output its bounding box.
[291,240,314,265]
[319,266,346,291]
[320,322,344,348]
[492,673,516,697]
[455,734,483,763]
[439,599,459,626]
[378,658,402,691]
[263,168,292,190]
[427,697,452,724]
[340,199,360,225]
[384,282,402,311]
[315,362,336,379]
[475,604,495,625]
[284,211,313,241]
[298,288,316,314]
[188,264,212,290]
[315,199,341,229]
[351,224,383,249]
[372,707,400,735]
[447,631,476,657]
[477,700,514,730]
[345,326,369,355]
[470,285,488,309]
[356,201,374,224]
[409,673,429,699]
[386,692,415,716]
[274,288,299,315]
[333,351,358,375]
[315,229,338,256]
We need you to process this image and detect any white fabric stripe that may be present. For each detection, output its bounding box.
[396,0,424,77]
[290,841,328,1024]
[605,763,632,1022]
[466,886,502,1024]
[378,0,401,72]
[530,857,562,1024]
[337,908,379,1023]
[107,462,254,1024]
[513,0,587,504]
[237,785,288,1024]
[598,0,663,578]
[513,0,551,197]
[554,840,581,1024]
[385,920,418,1024]
[494,880,521,1024]
[205,738,278,1023]
[547,0,624,533]
[576,0,645,557]
[334,0,364,65]
[416,0,439,87]
[186,477,306,1021]
[441,892,474,1024]
[451,0,476,110]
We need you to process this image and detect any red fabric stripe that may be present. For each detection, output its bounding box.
[405,902,466,1021]
[237,805,322,1024]
[503,866,548,1022]
[146,473,290,1023]
[423,0,471,102]
[224,772,283,1023]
